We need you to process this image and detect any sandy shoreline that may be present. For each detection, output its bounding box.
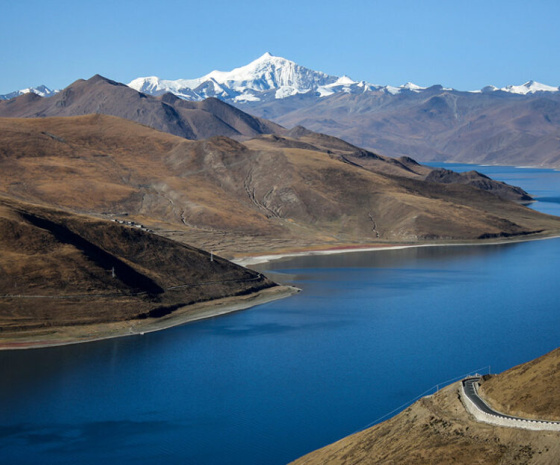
[0,285,299,351]
[234,244,419,266]
[233,233,560,266]
[3,233,559,351]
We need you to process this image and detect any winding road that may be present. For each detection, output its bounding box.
[462,377,560,431]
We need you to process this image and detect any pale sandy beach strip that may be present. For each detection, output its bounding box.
[3,234,560,350]
[234,234,560,267]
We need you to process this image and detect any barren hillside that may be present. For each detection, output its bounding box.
[0,74,282,140]
[0,196,277,346]
[1,115,559,259]
[480,348,560,421]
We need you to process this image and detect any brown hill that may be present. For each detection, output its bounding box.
[241,89,560,168]
[0,196,279,346]
[480,348,560,421]
[1,115,559,258]
[265,127,532,202]
[0,74,282,140]
[291,348,560,465]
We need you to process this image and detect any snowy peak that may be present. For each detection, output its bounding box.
[203,52,339,93]
[127,76,204,100]
[129,53,340,102]
[472,80,560,95]
[128,53,424,102]
[401,82,426,92]
[126,54,466,104]
[0,85,58,101]
[127,54,560,104]
[499,80,559,95]
[127,76,164,95]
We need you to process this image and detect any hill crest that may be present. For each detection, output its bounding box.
[0,74,283,141]
[1,114,559,259]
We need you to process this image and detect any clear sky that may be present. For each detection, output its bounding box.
[1,0,559,94]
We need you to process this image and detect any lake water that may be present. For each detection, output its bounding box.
[1,165,560,464]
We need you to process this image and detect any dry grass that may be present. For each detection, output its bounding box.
[0,196,274,337]
[1,115,560,260]
[292,349,560,464]
[480,348,560,421]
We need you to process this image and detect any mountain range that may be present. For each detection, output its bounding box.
[156,53,558,169]
[6,53,558,168]
[0,75,281,140]
[127,52,560,102]
[0,73,555,253]
[0,73,538,207]
[5,53,559,104]
[0,85,58,101]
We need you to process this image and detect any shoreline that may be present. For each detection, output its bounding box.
[233,233,560,266]
[3,233,559,351]
[0,285,300,351]
[428,160,560,172]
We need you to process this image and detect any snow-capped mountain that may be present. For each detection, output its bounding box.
[129,52,340,102]
[4,55,557,105]
[0,85,58,101]
[128,53,559,104]
[478,81,559,95]
[128,53,430,103]
[498,80,560,95]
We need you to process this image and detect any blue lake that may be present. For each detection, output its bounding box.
[1,164,560,464]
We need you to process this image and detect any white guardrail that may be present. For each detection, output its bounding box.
[460,378,560,432]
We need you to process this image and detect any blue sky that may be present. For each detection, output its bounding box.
[1,0,559,94]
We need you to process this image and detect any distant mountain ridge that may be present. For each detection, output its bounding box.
[4,53,557,103]
[0,74,282,140]
[129,52,342,103]
[127,53,560,103]
[0,85,58,100]
[125,54,560,168]
[2,55,560,168]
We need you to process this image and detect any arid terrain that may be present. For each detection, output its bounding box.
[0,74,282,140]
[241,86,560,169]
[0,196,288,347]
[1,114,559,261]
[480,348,560,422]
[292,348,560,465]
[2,83,560,348]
